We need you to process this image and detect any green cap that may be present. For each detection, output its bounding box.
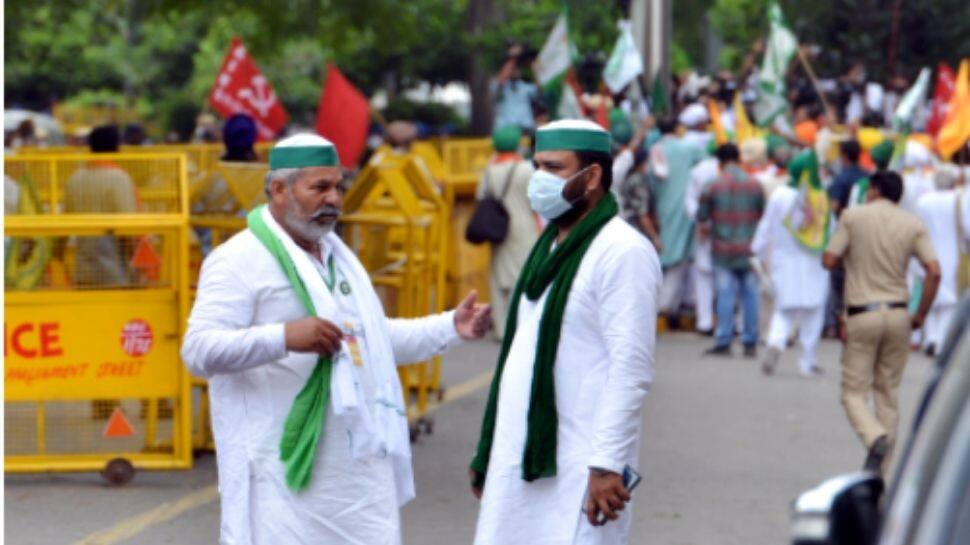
[610,116,634,146]
[535,119,611,154]
[870,139,895,169]
[491,125,521,152]
[269,133,339,170]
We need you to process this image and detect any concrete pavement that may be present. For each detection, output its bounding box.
[5,333,934,545]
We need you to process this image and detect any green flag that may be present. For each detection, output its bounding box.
[603,20,643,94]
[892,67,930,131]
[753,2,798,127]
[533,10,582,119]
[650,74,668,116]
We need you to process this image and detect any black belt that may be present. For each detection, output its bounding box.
[847,302,908,316]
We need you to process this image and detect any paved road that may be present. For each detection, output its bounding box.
[5,334,934,545]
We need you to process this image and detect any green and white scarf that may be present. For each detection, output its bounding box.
[247,206,334,491]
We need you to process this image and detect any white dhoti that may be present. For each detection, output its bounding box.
[691,238,714,331]
[765,305,827,372]
[923,303,956,350]
[658,260,691,314]
[917,190,962,351]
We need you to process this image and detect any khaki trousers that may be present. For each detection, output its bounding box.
[840,307,910,469]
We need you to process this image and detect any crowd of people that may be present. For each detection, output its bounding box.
[7,30,970,545]
[478,50,970,499]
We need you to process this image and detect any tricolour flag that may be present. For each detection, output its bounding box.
[534,11,582,120]
[209,37,290,141]
[926,63,956,136]
[316,63,370,168]
[602,20,643,95]
[937,58,970,160]
[752,2,797,127]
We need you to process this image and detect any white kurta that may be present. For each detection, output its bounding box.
[686,157,719,331]
[917,190,960,348]
[474,217,661,545]
[751,185,830,310]
[685,157,719,273]
[181,226,459,545]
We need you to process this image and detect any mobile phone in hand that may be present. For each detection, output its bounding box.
[622,465,642,492]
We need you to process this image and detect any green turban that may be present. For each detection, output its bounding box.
[492,125,522,153]
[788,149,822,189]
[870,139,894,169]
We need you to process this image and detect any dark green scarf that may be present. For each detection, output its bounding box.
[247,206,333,492]
[470,193,619,486]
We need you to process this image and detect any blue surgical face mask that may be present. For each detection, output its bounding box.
[527,167,587,220]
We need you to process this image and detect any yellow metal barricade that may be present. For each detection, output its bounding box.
[4,153,192,484]
[343,157,448,438]
[187,161,269,451]
[438,138,494,307]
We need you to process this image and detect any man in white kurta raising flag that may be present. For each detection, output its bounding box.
[470,119,662,545]
[181,133,491,545]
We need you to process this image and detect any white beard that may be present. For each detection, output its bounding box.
[284,201,334,242]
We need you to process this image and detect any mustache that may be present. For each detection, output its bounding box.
[309,206,341,220]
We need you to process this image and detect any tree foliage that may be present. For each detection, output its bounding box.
[5,0,625,135]
[709,0,970,79]
[6,0,969,137]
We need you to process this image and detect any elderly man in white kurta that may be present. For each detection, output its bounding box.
[469,120,662,545]
[752,150,830,377]
[181,134,491,545]
[916,165,964,352]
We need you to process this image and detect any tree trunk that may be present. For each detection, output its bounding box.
[467,0,496,136]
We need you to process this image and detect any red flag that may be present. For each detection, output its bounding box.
[209,37,289,141]
[316,64,370,168]
[926,63,956,136]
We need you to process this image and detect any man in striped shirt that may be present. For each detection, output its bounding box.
[696,143,767,357]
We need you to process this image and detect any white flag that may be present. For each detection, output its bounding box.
[603,20,643,94]
[753,2,798,126]
[533,12,572,86]
[557,75,584,119]
[893,67,930,130]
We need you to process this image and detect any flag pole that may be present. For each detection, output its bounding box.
[795,46,835,120]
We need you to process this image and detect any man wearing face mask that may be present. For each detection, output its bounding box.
[470,120,662,545]
[182,133,492,545]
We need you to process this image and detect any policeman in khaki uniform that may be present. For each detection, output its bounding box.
[823,170,941,474]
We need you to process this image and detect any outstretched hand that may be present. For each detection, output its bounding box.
[454,290,492,340]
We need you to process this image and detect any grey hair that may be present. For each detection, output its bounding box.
[264,168,301,197]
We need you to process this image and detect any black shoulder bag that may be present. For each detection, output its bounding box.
[465,162,519,244]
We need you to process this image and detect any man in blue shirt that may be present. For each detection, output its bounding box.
[827,140,869,218]
[491,43,539,133]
